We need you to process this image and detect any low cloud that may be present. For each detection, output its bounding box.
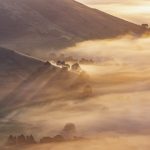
[78,0,149,5]
[1,35,150,147]
[77,0,150,24]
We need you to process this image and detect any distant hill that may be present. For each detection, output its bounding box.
[0,0,144,58]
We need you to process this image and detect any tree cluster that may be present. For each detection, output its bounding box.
[6,123,83,146]
[49,53,94,65]
[7,135,36,146]
[141,24,150,31]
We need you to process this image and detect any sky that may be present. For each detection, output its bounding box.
[77,0,150,25]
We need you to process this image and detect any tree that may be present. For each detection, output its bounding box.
[6,135,16,145]
[62,123,77,140]
[26,135,36,144]
[71,63,81,72]
[141,24,149,30]
[64,64,70,69]
[17,134,26,145]
[57,60,65,66]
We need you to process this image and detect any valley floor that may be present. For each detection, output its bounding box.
[2,135,150,150]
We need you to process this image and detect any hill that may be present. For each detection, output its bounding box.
[0,0,144,58]
[0,47,89,117]
[0,47,43,98]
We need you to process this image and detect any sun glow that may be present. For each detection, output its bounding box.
[77,0,150,24]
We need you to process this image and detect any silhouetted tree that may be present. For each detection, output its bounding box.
[79,58,94,64]
[62,123,77,140]
[57,60,65,66]
[64,64,70,69]
[26,135,36,144]
[71,63,81,72]
[6,135,16,145]
[141,24,149,30]
[17,135,26,145]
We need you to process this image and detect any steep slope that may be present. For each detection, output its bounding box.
[0,47,42,73]
[0,47,43,82]
[25,0,141,37]
[0,47,43,98]
[0,0,143,58]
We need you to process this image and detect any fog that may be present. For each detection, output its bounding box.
[1,35,150,149]
[64,34,150,65]
[2,135,150,150]
[77,0,150,24]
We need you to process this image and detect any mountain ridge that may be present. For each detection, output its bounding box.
[0,0,144,58]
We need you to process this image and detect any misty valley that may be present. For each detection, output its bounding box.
[1,37,150,149]
[0,0,150,150]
